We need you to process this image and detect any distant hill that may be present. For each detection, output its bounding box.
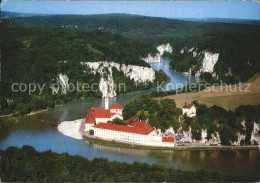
[177,18,260,26]
[2,11,260,25]
[0,11,47,19]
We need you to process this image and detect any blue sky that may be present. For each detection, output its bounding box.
[2,1,260,20]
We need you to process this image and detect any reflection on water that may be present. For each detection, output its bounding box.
[93,144,149,158]
[0,58,259,178]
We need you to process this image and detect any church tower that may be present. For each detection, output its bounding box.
[105,97,109,110]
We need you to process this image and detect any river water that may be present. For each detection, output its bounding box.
[0,59,259,178]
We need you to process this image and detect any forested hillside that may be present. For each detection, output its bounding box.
[123,95,260,145]
[0,23,168,115]
[4,13,260,83]
[1,14,260,115]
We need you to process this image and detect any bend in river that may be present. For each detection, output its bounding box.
[1,58,259,178]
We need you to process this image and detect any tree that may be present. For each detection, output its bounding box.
[219,123,237,145]
[191,100,199,107]
[89,129,94,135]
[139,111,149,120]
[108,118,126,126]
[191,119,202,140]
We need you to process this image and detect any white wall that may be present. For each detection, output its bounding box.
[183,106,196,117]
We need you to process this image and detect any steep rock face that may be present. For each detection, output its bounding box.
[51,74,69,94]
[163,119,259,145]
[142,43,172,63]
[251,122,260,144]
[157,43,173,56]
[81,61,155,97]
[98,68,116,98]
[178,48,219,77]
[195,52,219,77]
[201,129,207,143]
[142,53,161,63]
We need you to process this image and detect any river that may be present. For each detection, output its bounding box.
[0,58,259,178]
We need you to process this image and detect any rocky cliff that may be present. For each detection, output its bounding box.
[81,61,156,97]
[51,74,69,95]
[165,120,259,145]
[196,52,219,77]
[178,47,219,77]
[142,43,172,63]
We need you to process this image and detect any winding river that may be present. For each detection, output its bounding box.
[0,59,259,178]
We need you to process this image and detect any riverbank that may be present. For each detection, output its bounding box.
[56,117,259,151]
[0,77,171,119]
[27,108,51,116]
[0,108,52,118]
[83,135,259,151]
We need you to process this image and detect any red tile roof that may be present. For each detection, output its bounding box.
[85,107,116,124]
[183,104,194,109]
[110,102,124,109]
[94,122,154,135]
[162,136,175,143]
[127,120,153,130]
[187,104,193,109]
[85,102,124,124]
[86,113,96,124]
[91,107,116,118]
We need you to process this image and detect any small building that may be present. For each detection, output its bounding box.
[182,103,196,117]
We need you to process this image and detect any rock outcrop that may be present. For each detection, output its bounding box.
[142,43,173,63]
[251,122,260,144]
[178,47,219,77]
[195,52,219,76]
[51,74,69,94]
[81,61,155,97]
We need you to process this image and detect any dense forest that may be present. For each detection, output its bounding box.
[123,95,260,145]
[0,23,168,116]
[0,146,257,182]
[3,13,260,84]
[1,13,260,114]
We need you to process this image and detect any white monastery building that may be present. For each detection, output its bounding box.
[84,98,175,147]
[182,103,196,117]
[85,98,124,131]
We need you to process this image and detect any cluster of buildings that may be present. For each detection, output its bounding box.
[84,98,175,147]
[83,99,259,147]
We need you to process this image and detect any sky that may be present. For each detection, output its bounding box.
[1,1,260,20]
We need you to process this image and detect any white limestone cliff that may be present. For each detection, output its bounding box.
[188,47,195,53]
[81,61,155,97]
[196,52,219,77]
[250,122,259,144]
[157,43,173,56]
[51,74,69,94]
[201,129,207,143]
[142,53,161,63]
[142,43,173,63]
